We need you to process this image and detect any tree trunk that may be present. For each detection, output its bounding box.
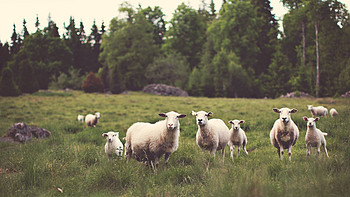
[315,22,320,97]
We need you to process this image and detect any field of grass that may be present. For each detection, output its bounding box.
[0,90,349,196]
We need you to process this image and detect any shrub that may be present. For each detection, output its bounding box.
[17,60,39,93]
[81,72,104,93]
[49,68,85,90]
[0,66,21,96]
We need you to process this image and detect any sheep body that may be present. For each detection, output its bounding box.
[85,112,101,127]
[124,111,186,171]
[228,120,248,159]
[193,111,230,162]
[102,131,123,158]
[77,114,84,123]
[329,108,338,117]
[303,117,329,157]
[308,105,328,117]
[270,108,299,160]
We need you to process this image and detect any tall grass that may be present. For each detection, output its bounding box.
[0,91,349,196]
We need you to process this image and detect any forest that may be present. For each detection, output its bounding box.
[0,0,349,98]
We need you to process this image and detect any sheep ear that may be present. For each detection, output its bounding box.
[191,111,196,116]
[178,114,186,118]
[102,133,108,137]
[239,120,245,124]
[273,108,280,113]
[290,108,298,113]
[303,117,308,122]
[159,113,167,117]
[207,112,213,117]
[315,117,319,121]
[228,120,233,124]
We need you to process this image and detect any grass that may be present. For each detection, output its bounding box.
[0,90,349,196]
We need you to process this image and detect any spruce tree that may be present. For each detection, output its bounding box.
[0,67,21,96]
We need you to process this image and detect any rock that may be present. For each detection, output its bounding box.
[341,91,350,98]
[1,123,51,143]
[280,91,313,98]
[142,84,188,97]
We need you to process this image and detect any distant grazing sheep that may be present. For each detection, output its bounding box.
[192,111,230,162]
[307,105,328,117]
[303,117,329,157]
[228,120,248,160]
[85,112,100,127]
[124,111,186,171]
[102,131,123,158]
[329,108,338,117]
[77,114,84,123]
[270,108,299,160]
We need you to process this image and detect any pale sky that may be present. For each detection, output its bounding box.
[0,0,349,43]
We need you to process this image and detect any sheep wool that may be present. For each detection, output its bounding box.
[330,108,338,117]
[308,105,328,117]
[228,119,248,160]
[85,112,101,127]
[102,131,124,158]
[303,117,329,157]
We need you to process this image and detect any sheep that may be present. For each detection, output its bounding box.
[124,111,186,171]
[228,120,248,160]
[330,108,338,117]
[77,114,84,123]
[270,108,299,160]
[307,105,328,117]
[192,111,230,162]
[85,112,101,127]
[303,117,329,157]
[102,131,124,158]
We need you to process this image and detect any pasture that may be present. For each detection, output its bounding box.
[0,91,349,196]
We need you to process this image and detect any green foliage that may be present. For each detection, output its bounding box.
[49,67,85,90]
[17,59,39,94]
[0,66,21,96]
[81,72,104,93]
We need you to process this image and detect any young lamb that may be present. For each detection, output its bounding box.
[124,111,186,171]
[77,114,84,123]
[228,120,248,160]
[307,105,328,117]
[303,117,329,157]
[329,108,338,117]
[85,112,101,127]
[270,108,299,160]
[192,111,230,162]
[102,131,124,158]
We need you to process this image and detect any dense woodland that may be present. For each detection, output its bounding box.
[0,0,349,98]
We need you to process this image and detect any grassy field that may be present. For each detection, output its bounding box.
[0,90,349,196]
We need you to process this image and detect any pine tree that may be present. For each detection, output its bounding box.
[0,67,21,96]
[22,19,29,39]
[10,24,20,54]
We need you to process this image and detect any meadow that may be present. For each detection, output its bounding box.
[0,90,349,197]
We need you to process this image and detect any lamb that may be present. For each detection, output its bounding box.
[228,120,248,160]
[329,108,338,117]
[303,117,329,157]
[102,131,124,158]
[85,112,101,127]
[77,114,84,123]
[192,111,230,162]
[124,111,186,171]
[270,108,299,160]
[307,105,328,117]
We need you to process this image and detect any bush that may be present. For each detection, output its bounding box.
[17,60,39,94]
[0,67,21,96]
[81,72,104,93]
[49,68,85,90]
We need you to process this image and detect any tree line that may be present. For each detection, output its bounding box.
[0,0,349,98]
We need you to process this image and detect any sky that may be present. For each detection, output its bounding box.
[0,0,349,43]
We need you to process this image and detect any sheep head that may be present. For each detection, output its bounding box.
[228,119,244,130]
[273,108,297,124]
[102,131,119,143]
[307,105,313,111]
[303,116,319,128]
[159,111,186,130]
[192,111,213,126]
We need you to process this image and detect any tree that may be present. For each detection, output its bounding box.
[140,6,166,45]
[22,19,29,39]
[44,15,59,38]
[0,67,21,96]
[10,24,20,54]
[81,72,104,93]
[0,42,10,72]
[17,59,39,93]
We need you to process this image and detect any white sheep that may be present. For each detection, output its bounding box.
[85,112,101,127]
[102,131,124,158]
[307,105,328,117]
[303,117,329,157]
[192,111,230,162]
[124,111,186,171]
[77,114,84,123]
[329,108,338,117]
[228,120,248,160]
[270,108,299,160]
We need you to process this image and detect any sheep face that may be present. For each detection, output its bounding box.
[95,112,101,119]
[229,120,244,130]
[273,108,297,124]
[192,111,213,126]
[307,105,313,111]
[102,131,119,143]
[303,117,319,128]
[159,111,186,130]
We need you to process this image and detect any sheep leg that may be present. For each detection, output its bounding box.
[287,146,292,161]
[230,146,234,160]
[317,144,321,156]
[164,153,170,167]
[243,141,248,155]
[323,144,329,157]
[221,148,225,163]
[279,147,284,160]
[306,143,311,157]
[237,146,241,157]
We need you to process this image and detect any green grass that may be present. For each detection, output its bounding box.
[0,90,349,196]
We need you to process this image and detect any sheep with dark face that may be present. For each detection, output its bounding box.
[303,117,329,157]
[270,108,299,160]
[102,131,123,158]
[228,119,248,160]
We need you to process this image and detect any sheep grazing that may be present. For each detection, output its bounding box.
[192,111,230,162]
[77,114,84,123]
[270,108,299,160]
[228,120,248,160]
[303,117,329,157]
[102,131,124,158]
[330,108,338,117]
[124,111,186,171]
[85,112,101,127]
[307,105,328,117]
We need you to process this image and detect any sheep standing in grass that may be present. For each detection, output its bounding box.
[77,114,84,123]
[228,120,248,160]
[303,117,329,157]
[308,105,328,117]
[124,111,186,171]
[330,108,338,117]
[192,111,230,162]
[270,108,299,160]
[85,112,100,127]
[102,131,124,158]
